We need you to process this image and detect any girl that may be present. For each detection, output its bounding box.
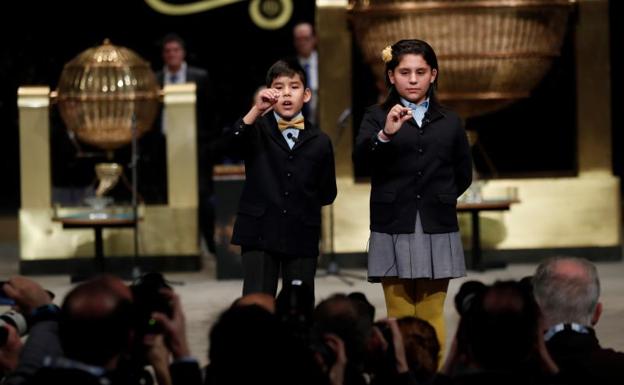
[353,39,472,353]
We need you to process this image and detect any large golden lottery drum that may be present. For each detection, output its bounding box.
[55,39,160,150]
[349,0,575,118]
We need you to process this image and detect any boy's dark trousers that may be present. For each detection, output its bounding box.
[241,249,317,296]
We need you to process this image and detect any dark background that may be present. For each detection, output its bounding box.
[0,1,621,213]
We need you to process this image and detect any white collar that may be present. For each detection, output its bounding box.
[164,61,187,80]
[298,50,317,65]
[544,322,590,341]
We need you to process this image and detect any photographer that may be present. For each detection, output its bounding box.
[0,311,26,380]
[4,274,201,385]
[311,294,416,385]
[368,318,415,385]
[441,280,559,384]
[2,276,61,385]
[128,272,201,385]
[144,288,202,385]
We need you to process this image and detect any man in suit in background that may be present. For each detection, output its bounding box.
[293,22,319,126]
[153,33,219,254]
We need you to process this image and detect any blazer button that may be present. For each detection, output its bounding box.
[417,171,423,177]
[419,130,424,135]
[287,172,292,177]
[288,155,294,160]
[418,148,423,154]
[282,209,288,214]
[416,194,421,199]
[284,191,290,197]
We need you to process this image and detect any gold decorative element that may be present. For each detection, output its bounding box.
[381,45,393,63]
[144,0,294,30]
[248,0,293,30]
[94,163,123,197]
[144,0,243,15]
[348,0,576,118]
[55,39,160,150]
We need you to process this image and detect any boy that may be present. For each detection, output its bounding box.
[226,59,337,296]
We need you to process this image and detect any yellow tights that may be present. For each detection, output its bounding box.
[381,277,449,360]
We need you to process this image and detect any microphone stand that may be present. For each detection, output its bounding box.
[319,108,366,285]
[130,113,141,279]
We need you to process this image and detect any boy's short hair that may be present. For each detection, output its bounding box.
[265,58,307,88]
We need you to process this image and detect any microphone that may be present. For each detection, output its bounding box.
[286,132,299,144]
[335,107,352,145]
[422,112,431,126]
[336,108,351,129]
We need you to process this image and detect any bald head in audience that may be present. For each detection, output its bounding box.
[532,257,602,327]
[59,275,134,368]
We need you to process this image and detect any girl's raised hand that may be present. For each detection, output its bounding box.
[383,104,412,136]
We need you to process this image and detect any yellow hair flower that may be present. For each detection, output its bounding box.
[381,45,393,63]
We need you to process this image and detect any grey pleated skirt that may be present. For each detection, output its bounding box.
[367,212,466,282]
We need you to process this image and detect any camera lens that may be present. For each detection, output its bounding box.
[130,272,173,335]
[454,281,487,316]
[0,311,28,336]
[0,310,28,346]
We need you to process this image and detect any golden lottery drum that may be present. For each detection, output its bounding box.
[56,39,160,150]
[348,0,575,118]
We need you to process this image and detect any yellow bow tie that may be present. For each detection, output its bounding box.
[277,117,305,131]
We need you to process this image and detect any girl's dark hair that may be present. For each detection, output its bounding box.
[381,39,439,110]
[265,58,307,88]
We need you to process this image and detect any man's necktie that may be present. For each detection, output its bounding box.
[303,63,311,85]
[169,73,178,84]
[278,117,305,131]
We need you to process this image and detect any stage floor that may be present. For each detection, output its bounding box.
[1,255,624,367]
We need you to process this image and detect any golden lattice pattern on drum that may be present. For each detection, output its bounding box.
[348,0,575,118]
[55,39,160,150]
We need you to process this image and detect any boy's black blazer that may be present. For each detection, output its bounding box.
[353,100,472,234]
[225,114,337,257]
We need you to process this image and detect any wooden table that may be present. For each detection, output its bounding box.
[457,199,518,271]
[53,213,138,280]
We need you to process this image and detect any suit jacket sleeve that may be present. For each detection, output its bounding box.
[220,117,256,160]
[352,107,395,167]
[4,321,63,385]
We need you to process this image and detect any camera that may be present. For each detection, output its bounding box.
[309,331,337,369]
[130,272,173,335]
[276,280,314,332]
[454,280,487,316]
[0,310,28,346]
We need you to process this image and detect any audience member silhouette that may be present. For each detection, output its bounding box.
[533,257,624,384]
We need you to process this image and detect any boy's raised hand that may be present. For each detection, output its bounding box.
[244,87,281,124]
[255,88,281,114]
[383,104,412,137]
